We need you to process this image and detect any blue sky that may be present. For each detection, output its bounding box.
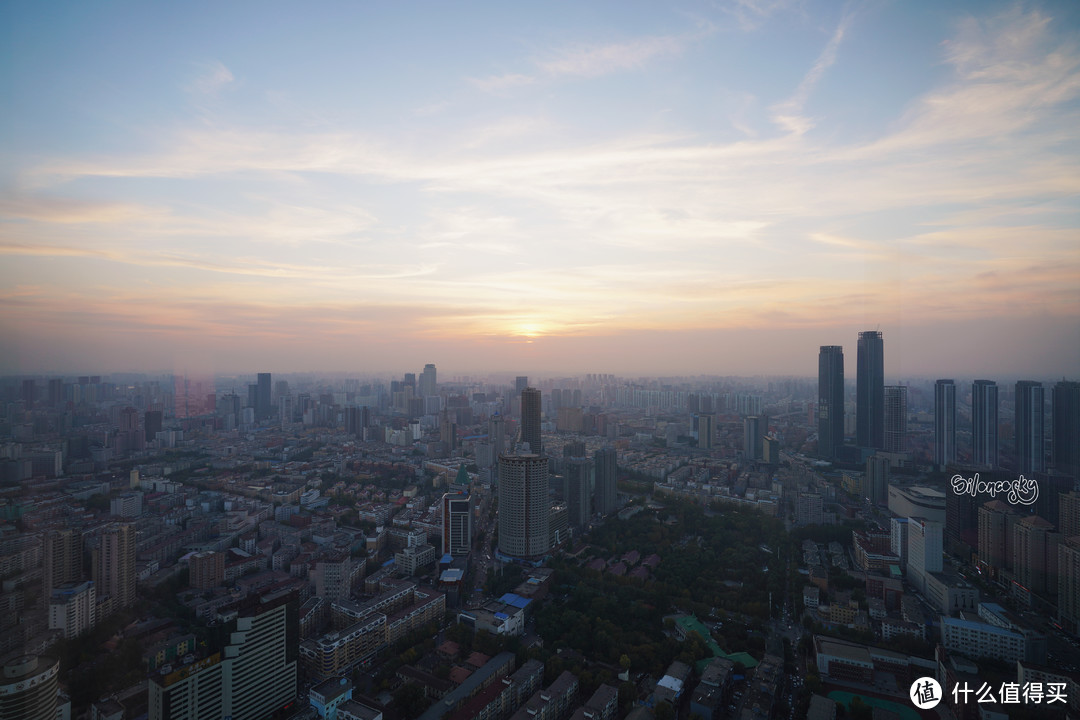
[1,0,1078,378]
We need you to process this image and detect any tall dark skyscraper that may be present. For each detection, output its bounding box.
[515,376,529,394]
[972,379,999,469]
[564,456,594,530]
[594,447,617,516]
[817,345,844,460]
[520,386,542,455]
[420,363,437,397]
[883,385,907,454]
[744,415,764,460]
[1016,380,1045,474]
[256,372,272,419]
[856,331,884,450]
[1053,381,1080,481]
[935,379,956,468]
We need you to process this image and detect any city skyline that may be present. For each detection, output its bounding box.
[2,1,1079,377]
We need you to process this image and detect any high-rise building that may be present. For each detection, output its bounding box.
[1053,380,1080,480]
[1060,491,1080,540]
[972,380,999,469]
[0,654,59,720]
[489,413,506,459]
[817,345,845,459]
[442,491,472,556]
[1058,537,1080,633]
[1012,515,1060,597]
[866,454,889,506]
[48,580,96,639]
[144,409,163,443]
[564,457,594,530]
[883,386,907,454]
[978,500,1017,580]
[1016,381,1045,474]
[890,518,909,569]
[44,528,82,598]
[934,380,957,468]
[440,409,458,453]
[91,522,135,611]
[907,517,943,594]
[744,416,764,460]
[520,387,542,455]
[515,376,529,395]
[313,552,353,603]
[189,551,225,590]
[498,454,549,561]
[856,331,884,450]
[420,363,437,397]
[256,372,272,420]
[149,590,298,720]
[594,447,617,516]
[697,414,714,451]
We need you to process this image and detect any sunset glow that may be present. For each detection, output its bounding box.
[1,1,1078,376]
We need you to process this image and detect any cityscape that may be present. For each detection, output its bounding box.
[3,2,1080,720]
[1,347,1079,720]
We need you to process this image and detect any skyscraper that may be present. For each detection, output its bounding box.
[934,379,956,468]
[91,522,135,611]
[594,447,617,516]
[883,385,907,454]
[978,500,1017,579]
[697,413,714,451]
[856,331,884,450]
[972,379,999,469]
[744,416,764,460]
[1016,380,1045,474]
[866,454,889,506]
[44,528,82,598]
[520,387,542,455]
[817,345,845,460]
[564,456,594,530]
[256,372,272,420]
[498,454,550,561]
[907,517,943,594]
[1053,380,1080,480]
[515,376,529,394]
[420,363,437,397]
[489,413,506,459]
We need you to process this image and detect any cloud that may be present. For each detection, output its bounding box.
[718,0,800,31]
[188,61,234,96]
[468,73,536,93]
[470,29,701,93]
[770,10,855,134]
[4,5,1079,373]
[538,34,688,78]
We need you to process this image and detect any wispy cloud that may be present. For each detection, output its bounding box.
[718,0,800,31]
[188,60,234,96]
[770,10,855,134]
[538,34,688,78]
[470,30,700,92]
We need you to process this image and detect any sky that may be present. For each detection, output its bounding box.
[1,0,1079,379]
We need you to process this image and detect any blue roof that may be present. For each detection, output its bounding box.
[494,612,509,620]
[499,593,531,609]
[441,554,454,564]
[382,558,396,567]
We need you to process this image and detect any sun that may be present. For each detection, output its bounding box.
[515,323,544,338]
